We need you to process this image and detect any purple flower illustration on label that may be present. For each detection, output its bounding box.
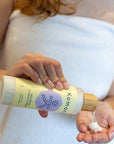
[35,90,62,111]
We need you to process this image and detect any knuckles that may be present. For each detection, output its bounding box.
[54,61,61,68]
[22,53,32,59]
[44,61,53,66]
[21,54,62,69]
[33,59,42,66]
[13,54,63,81]
[19,63,29,70]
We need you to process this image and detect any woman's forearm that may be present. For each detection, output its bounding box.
[0,69,7,79]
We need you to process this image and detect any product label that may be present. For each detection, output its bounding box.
[12,78,78,114]
[35,90,62,111]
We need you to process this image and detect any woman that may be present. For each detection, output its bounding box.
[0,0,114,144]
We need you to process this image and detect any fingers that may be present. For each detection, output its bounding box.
[7,63,41,84]
[92,133,109,143]
[77,132,92,143]
[19,64,40,84]
[77,133,85,142]
[108,126,114,141]
[77,123,93,143]
[54,61,69,89]
[28,55,69,90]
[77,131,109,143]
[77,127,110,143]
[108,114,114,140]
[79,124,88,133]
[44,62,63,89]
[83,134,92,143]
[76,111,92,131]
[77,121,91,143]
[8,53,69,90]
[32,61,55,89]
[76,104,114,144]
[93,116,114,143]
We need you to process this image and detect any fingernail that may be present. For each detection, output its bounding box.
[110,132,114,140]
[38,78,42,84]
[82,127,87,132]
[63,82,70,89]
[78,138,82,142]
[56,82,63,90]
[42,113,48,118]
[46,80,55,89]
[93,139,99,142]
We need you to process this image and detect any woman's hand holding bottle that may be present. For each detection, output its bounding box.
[7,53,70,117]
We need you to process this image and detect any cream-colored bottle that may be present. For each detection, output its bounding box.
[0,75,98,114]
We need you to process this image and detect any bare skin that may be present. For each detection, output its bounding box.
[0,53,70,117]
[0,0,114,142]
[0,0,69,118]
[0,0,14,44]
[76,81,114,143]
[0,1,13,77]
[7,53,69,90]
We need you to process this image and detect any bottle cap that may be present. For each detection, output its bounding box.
[81,93,98,112]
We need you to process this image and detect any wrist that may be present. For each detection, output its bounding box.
[0,70,7,79]
[103,96,114,110]
[95,101,114,117]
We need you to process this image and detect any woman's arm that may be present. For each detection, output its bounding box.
[0,0,14,44]
[0,0,14,77]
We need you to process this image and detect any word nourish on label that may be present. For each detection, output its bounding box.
[63,92,72,113]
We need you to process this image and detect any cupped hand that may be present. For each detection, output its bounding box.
[76,102,114,143]
[7,53,69,118]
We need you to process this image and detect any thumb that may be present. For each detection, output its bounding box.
[38,110,48,118]
[76,111,92,132]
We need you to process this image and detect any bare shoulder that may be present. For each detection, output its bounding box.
[0,0,14,44]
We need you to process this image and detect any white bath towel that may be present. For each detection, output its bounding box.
[0,10,114,144]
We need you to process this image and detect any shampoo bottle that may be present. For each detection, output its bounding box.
[0,76,98,114]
